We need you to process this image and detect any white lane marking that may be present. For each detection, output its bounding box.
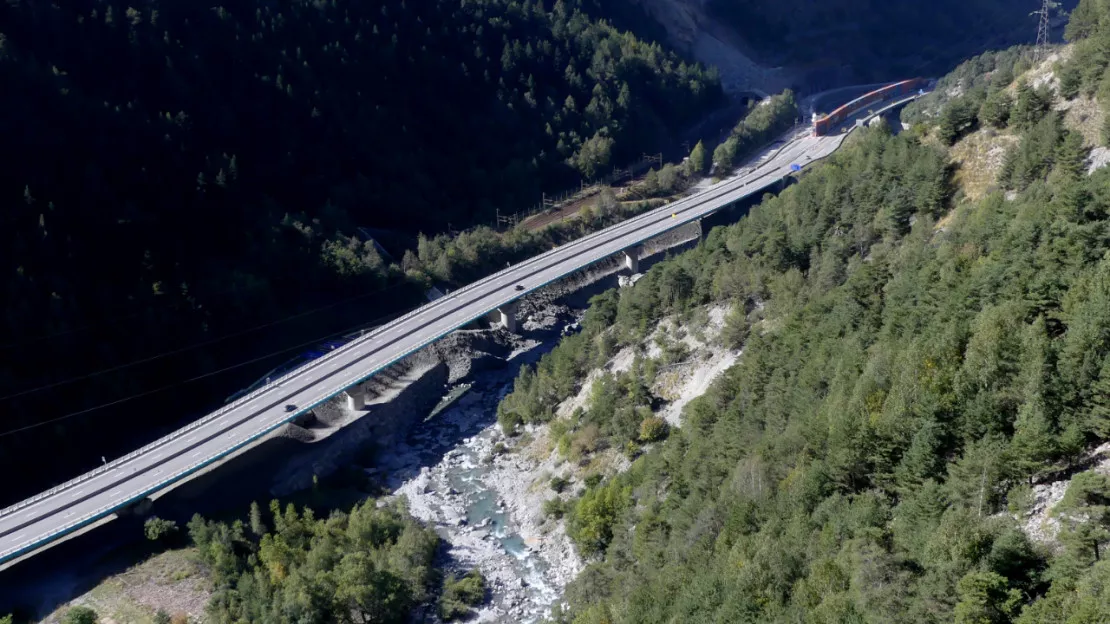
[109,490,121,497]
[70,490,84,498]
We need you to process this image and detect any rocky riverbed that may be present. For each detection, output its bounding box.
[382,354,582,622]
[380,301,739,623]
[13,267,740,623]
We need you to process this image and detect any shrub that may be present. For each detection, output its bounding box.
[639,416,669,443]
[153,611,172,624]
[570,424,603,460]
[557,434,572,458]
[624,441,642,459]
[543,498,568,519]
[497,409,523,435]
[62,606,98,624]
[550,476,570,493]
[584,473,603,488]
[568,481,631,555]
[144,517,179,543]
[440,570,487,620]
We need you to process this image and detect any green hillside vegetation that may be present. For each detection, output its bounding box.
[493,46,1110,620]
[188,499,449,622]
[713,90,799,172]
[1058,0,1110,143]
[0,0,722,503]
[901,46,1033,127]
[408,88,798,286]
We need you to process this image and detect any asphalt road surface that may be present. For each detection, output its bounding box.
[0,93,918,567]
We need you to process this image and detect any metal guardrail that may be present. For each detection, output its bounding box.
[1,365,366,559]
[0,250,552,520]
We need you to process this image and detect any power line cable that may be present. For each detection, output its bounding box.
[0,303,425,439]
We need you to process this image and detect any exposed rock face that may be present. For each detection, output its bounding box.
[1007,443,1110,548]
[1088,147,1110,175]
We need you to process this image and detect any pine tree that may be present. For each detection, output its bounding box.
[1011,399,1055,480]
[1012,80,1050,128]
[1056,472,1110,564]
[978,89,1012,128]
[938,98,976,144]
[895,420,944,493]
[1011,318,1057,479]
[953,571,1022,624]
[1057,130,1088,180]
[572,132,613,179]
[687,140,708,176]
[1087,357,1110,437]
[249,501,267,537]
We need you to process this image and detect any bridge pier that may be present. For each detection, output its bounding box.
[345,385,366,411]
[497,304,517,333]
[622,247,640,274]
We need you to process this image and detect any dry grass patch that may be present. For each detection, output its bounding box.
[934,208,960,234]
[949,129,1020,202]
[41,548,210,624]
[1061,94,1105,147]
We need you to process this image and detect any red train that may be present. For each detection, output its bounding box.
[813,78,928,136]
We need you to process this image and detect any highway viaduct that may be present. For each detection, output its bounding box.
[0,86,927,572]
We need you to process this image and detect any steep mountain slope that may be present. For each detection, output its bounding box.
[0,0,722,504]
[490,16,1110,620]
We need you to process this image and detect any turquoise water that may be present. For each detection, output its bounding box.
[424,380,556,617]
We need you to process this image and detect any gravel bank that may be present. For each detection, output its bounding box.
[387,378,582,623]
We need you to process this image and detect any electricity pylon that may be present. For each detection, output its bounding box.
[1034,0,1054,62]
